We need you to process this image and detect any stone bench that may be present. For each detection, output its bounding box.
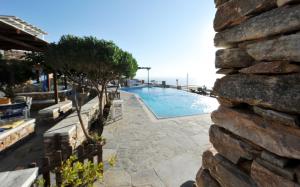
[43,96,103,163]
[38,100,73,120]
[15,89,72,109]
[15,89,72,101]
[0,119,36,152]
[0,167,38,187]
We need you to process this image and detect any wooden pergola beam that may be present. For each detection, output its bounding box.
[0,33,42,51]
[138,66,151,86]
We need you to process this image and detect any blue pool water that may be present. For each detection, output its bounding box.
[122,87,219,119]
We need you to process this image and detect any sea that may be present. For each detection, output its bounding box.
[136,76,216,89]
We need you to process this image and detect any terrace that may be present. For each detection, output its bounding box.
[1,1,300,187]
[95,91,212,187]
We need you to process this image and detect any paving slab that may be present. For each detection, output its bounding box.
[0,167,38,187]
[100,92,215,187]
[131,169,164,187]
[154,153,201,187]
[103,169,132,187]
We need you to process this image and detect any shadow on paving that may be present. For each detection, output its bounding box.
[0,111,60,172]
[180,180,196,187]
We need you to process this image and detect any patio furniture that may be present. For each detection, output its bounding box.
[0,97,32,120]
[0,102,27,120]
[108,91,120,100]
[0,97,11,105]
[106,99,123,124]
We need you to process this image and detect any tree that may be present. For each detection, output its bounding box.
[0,59,35,98]
[112,50,138,94]
[24,52,53,73]
[44,35,138,139]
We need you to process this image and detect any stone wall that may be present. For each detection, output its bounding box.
[196,1,300,187]
[0,119,36,152]
[3,50,27,60]
[43,96,105,164]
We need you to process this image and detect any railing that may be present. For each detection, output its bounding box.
[41,139,103,187]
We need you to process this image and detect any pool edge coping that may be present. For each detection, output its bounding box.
[120,90,213,122]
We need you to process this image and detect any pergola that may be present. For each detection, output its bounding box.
[0,15,48,51]
[0,16,60,103]
[138,66,151,85]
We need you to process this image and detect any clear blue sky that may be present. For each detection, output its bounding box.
[1,0,219,86]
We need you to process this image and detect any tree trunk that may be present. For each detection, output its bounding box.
[47,73,51,91]
[53,72,59,104]
[5,86,14,99]
[99,88,104,119]
[114,77,121,97]
[105,86,109,104]
[74,93,94,143]
[64,76,68,90]
[96,84,106,135]
[36,69,40,83]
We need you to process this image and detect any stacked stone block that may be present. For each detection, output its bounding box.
[43,96,101,163]
[3,50,26,60]
[0,119,36,152]
[196,1,300,186]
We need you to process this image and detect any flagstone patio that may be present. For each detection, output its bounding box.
[95,92,213,187]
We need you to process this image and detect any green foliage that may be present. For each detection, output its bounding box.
[91,133,106,145]
[108,155,117,167]
[45,35,138,84]
[24,52,53,73]
[35,154,113,187]
[44,35,139,123]
[0,59,35,97]
[35,177,45,187]
[60,155,104,187]
[116,50,138,79]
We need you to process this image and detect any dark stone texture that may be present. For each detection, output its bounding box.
[195,168,221,187]
[261,151,291,168]
[239,61,300,74]
[214,0,229,7]
[214,0,276,31]
[251,160,300,187]
[256,158,296,181]
[209,125,261,164]
[246,33,300,62]
[216,68,239,75]
[277,0,300,6]
[215,5,300,47]
[213,73,300,114]
[202,149,258,187]
[215,48,254,68]
[212,106,300,159]
[253,106,299,128]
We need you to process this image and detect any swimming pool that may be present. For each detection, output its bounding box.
[122,87,219,119]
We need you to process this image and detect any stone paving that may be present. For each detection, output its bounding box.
[95,92,213,187]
